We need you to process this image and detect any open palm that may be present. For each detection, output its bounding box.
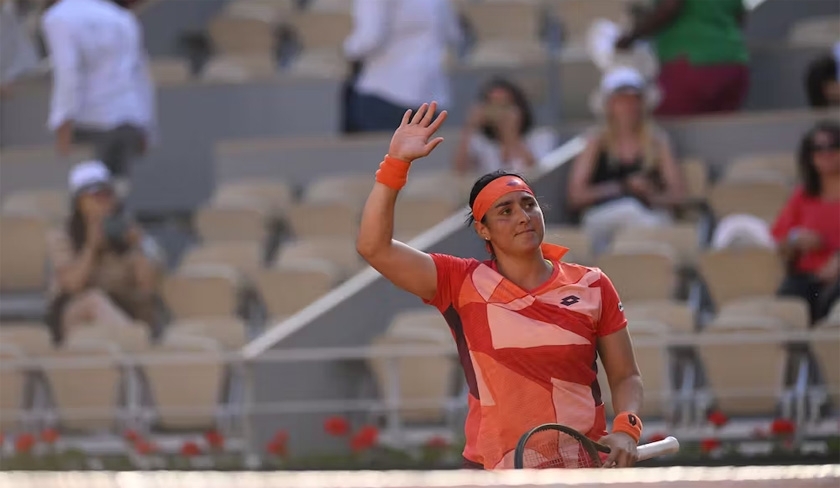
[388,102,448,163]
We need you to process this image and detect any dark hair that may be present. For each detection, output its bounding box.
[478,78,534,141]
[805,55,838,108]
[798,120,840,197]
[466,170,529,225]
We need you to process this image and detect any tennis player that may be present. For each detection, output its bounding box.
[357,102,644,470]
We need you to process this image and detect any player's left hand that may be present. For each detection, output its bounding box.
[600,432,638,468]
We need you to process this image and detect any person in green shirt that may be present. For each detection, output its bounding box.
[616,0,749,116]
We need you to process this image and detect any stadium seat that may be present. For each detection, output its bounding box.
[210,178,294,221]
[547,0,629,51]
[385,309,452,344]
[40,340,123,432]
[163,267,242,321]
[708,180,790,224]
[307,0,352,12]
[401,170,477,204]
[166,317,248,350]
[612,223,700,269]
[201,55,278,83]
[66,323,151,353]
[222,0,296,21]
[143,335,227,430]
[681,157,710,205]
[274,237,363,279]
[286,201,359,239]
[810,320,840,410]
[459,1,547,66]
[179,241,265,278]
[0,323,53,354]
[286,11,353,77]
[1,189,69,222]
[723,153,797,187]
[367,332,458,424]
[149,58,192,86]
[710,296,810,330]
[697,323,789,416]
[623,300,695,334]
[393,197,459,241]
[194,203,272,244]
[254,262,340,319]
[596,249,678,302]
[304,173,376,209]
[628,322,673,419]
[0,215,49,293]
[208,16,280,57]
[544,226,594,266]
[697,248,784,310]
[788,16,840,48]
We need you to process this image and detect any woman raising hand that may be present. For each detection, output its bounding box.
[357,102,645,470]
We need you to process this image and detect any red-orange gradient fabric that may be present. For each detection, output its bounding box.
[424,254,628,469]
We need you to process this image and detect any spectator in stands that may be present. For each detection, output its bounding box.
[41,0,157,195]
[772,121,840,324]
[616,0,749,117]
[0,0,41,95]
[46,160,163,344]
[453,78,557,174]
[567,67,685,254]
[804,45,840,108]
[357,102,644,469]
[343,0,462,132]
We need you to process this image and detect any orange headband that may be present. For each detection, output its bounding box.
[471,175,534,223]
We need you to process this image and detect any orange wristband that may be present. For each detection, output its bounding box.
[375,155,410,190]
[612,412,643,443]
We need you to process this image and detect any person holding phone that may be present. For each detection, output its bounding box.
[46,160,164,344]
[454,78,557,175]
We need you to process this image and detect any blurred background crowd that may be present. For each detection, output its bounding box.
[0,0,838,472]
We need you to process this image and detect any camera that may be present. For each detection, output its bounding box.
[102,211,132,251]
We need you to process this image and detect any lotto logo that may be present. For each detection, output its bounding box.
[560,295,580,306]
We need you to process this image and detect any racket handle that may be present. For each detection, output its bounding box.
[637,436,680,461]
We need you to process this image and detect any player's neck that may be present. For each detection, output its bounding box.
[494,252,554,292]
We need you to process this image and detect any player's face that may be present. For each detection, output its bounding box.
[479,191,544,255]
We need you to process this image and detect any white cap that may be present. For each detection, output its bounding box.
[600,66,646,95]
[589,66,661,115]
[69,160,112,194]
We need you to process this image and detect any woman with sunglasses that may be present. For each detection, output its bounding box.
[772,121,840,323]
[357,102,644,469]
[46,160,163,344]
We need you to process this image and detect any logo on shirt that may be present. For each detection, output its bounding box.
[560,295,580,307]
[618,302,624,312]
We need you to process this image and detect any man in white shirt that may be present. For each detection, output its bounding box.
[344,0,462,133]
[41,0,157,189]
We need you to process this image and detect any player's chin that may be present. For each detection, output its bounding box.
[514,230,542,248]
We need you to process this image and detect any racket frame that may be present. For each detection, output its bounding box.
[513,423,680,469]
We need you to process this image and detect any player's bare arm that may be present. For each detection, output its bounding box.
[356,102,448,302]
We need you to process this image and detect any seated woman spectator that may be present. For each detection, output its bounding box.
[46,160,164,344]
[568,67,685,254]
[772,121,840,324]
[804,45,840,109]
[453,78,557,174]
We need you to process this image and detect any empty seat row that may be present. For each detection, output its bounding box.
[0,322,242,435]
[198,0,631,80]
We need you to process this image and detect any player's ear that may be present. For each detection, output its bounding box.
[474,220,490,241]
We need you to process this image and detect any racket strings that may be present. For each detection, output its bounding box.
[520,430,601,469]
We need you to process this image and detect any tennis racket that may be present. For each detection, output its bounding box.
[513,423,680,469]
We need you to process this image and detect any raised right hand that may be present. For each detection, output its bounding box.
[388,102,448,163]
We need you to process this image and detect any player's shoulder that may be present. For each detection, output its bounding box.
[554,261,608,285]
